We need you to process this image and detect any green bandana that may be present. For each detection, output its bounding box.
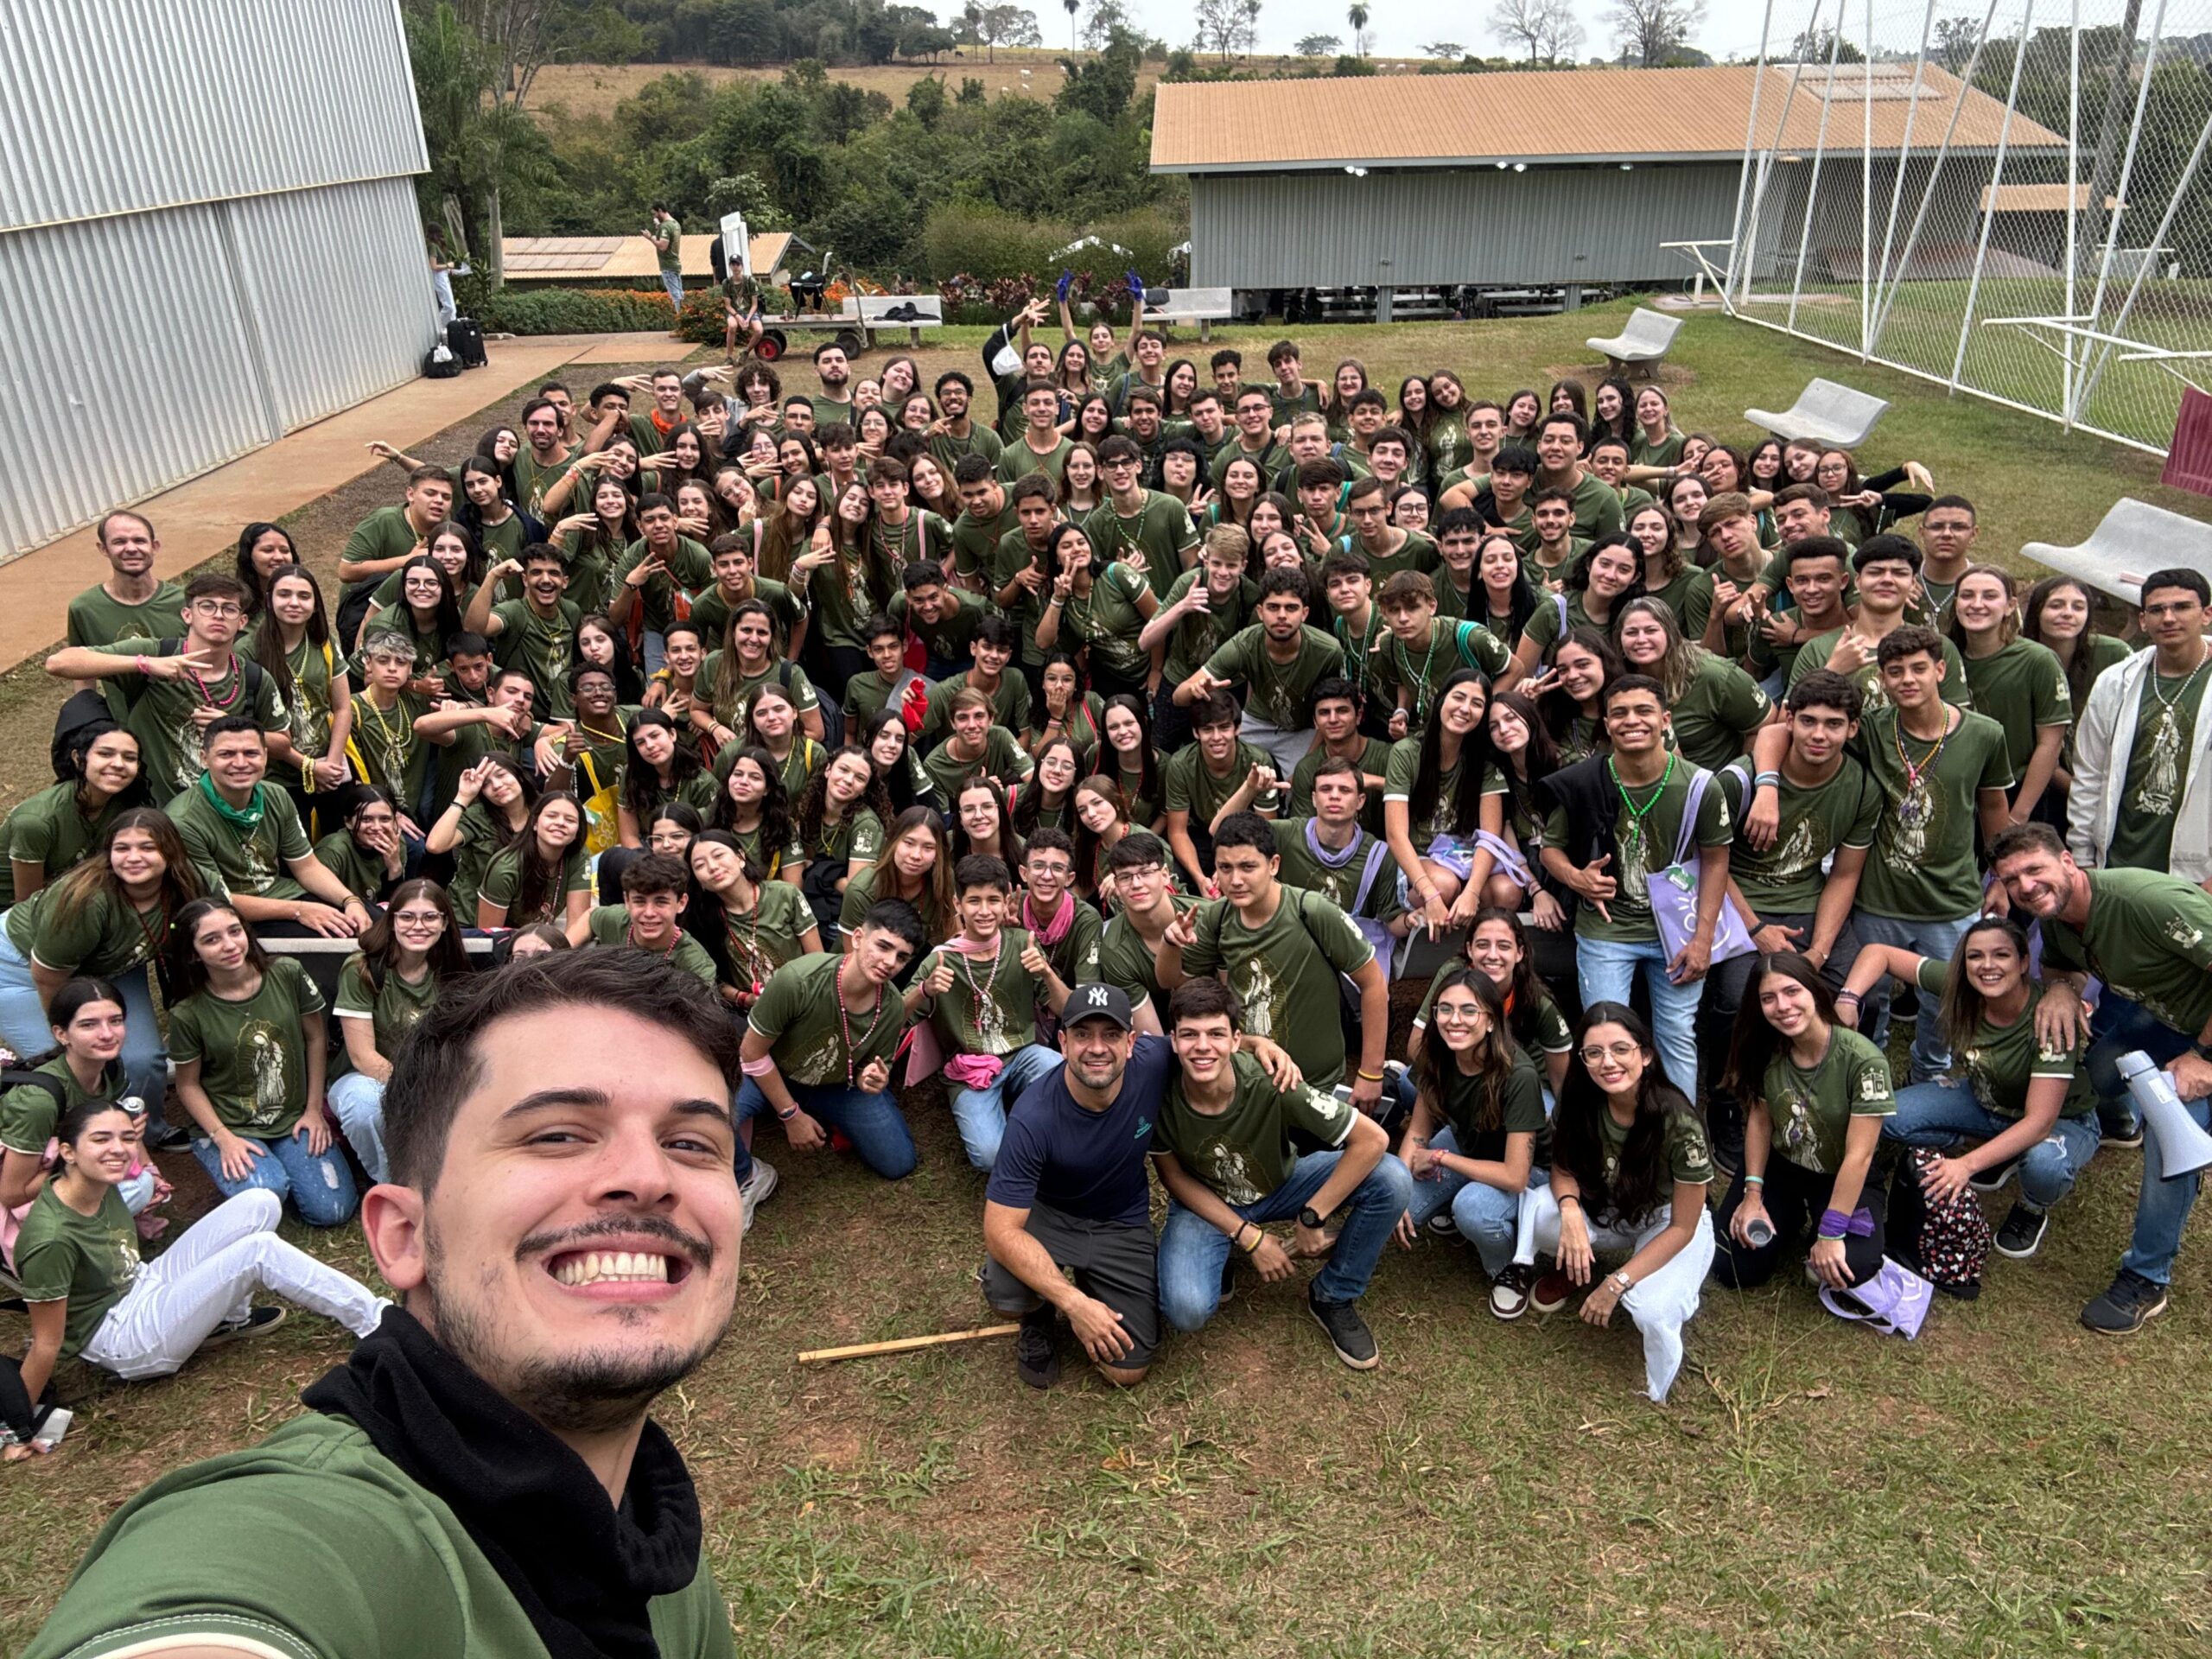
[196,771,267,837]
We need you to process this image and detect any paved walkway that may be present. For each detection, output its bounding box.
[0,332,682,674]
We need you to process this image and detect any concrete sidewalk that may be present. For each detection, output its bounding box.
[0,332,679,674]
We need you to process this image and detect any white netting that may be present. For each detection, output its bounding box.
[1722,0,2212,454]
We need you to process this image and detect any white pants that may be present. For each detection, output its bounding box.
[1516,1186,1715,1403]
[79,1191,387,1380]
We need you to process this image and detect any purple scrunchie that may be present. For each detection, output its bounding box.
[1818,1206,1877,1239]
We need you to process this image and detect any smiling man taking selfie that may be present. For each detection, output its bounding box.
[26,950,746,1659]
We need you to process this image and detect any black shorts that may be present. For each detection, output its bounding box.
[984,1201,1160,1368]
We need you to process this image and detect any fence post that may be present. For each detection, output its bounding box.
[2074,0,2170,424]
[1723,0,1780,302]
[1869,0,1941,335]
[1949,0,2035,392]
[1788,19,1853,334]
[2073,104,2212,421]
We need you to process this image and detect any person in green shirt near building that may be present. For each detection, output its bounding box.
[167,896,355,1225]
[927,370,1004,476]
[64,510,185,653]
[921,688,1034,802]
[1151,976,1406,1370]
[995,378,1075,490]
[2,722,142,906]
[327,879,467,1185]
[22,946,748,1657]
[1614,595,1771,773]
[570,851,718,988]
[464,545,581,721]
[890,561,981,681]
[1342,474,1439,587]
[1272,755,1408,957]
[1532,412,1625,544]
[1371,570,1510,737]
[46,573,293,799]
[647,200,683,310]
[1713,952,1892,1293]
[610,494,713,677]
[1786,535,1974,720]
[166,717,372,939]
[1035,521,1161,703]
[335,465,454,623]
[946,455,1018,598]
[1211,387,1288,489]
[1157,812,1389,1101]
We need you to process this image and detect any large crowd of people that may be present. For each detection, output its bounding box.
[7,314,2210,1487]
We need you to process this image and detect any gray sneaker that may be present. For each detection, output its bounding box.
[739,1158,779,1234]
[1306,1282,1378,1370]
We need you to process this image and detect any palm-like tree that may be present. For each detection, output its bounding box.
[1065,0,1080,48]
[1347,2,1370,54]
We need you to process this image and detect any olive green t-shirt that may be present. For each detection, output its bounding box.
[4,882,174,981]
[1154,1051,1357,1205]
[105,640,288,798]
[1715,757,1881,914]
[615,536,714,636]
[581,906,717,984]
[1287,736,1393,832]
[1163,740,1282,828]
[837,862,950,943]
[748,950,911,1085]
[995,435,1074,490]
[1960,637,2070,779]
[0,781,129,906]
[1427,1046,1549,1166]
[19,1412,734,1659]
[2108,662,2212,874]
[1160,569,1259,688]
[1543,760,1734,944]
[1787,626,1974,720]
[0,1054,122,1159]
[489,598,582,721]
[1592,1104,1713,1220]
[168,781,313,902]
[1370,619,1510,728]
[792,804,884,867]
[349,690,435,816]
[1083,493,1201,602]
[1201,624,1344,731]
[2039,868,2212,1046]
[689,576,804,653]
[334,954,442,1062]
[707,880,815,993]
[312,829,393,906]
[14,1181,139,1360]
[887,588,982,666]
[1910,957,2094,1120]
[1853,707,2012,921]
[920,726,1031,803]
[1412,969,1573,1059]
[1384,738,1479,846]
[66,581,186,650]
[1667,654,1772,772]
[1760,1025,1894,1175]
[1177,887,1374,1088]
[1057,562,1155,682]
[168,957,327,1139]
[1272,818,1404,924]
[918,927,1048,1055]
[921,670,1031,742]
[1099,896,1198,1020]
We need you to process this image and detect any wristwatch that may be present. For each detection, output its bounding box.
[1298,1205,1325,1230]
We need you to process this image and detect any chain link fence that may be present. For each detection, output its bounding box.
[1718,0,2212,455]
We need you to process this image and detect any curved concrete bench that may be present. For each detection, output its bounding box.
[2021,497,2212,604]
[1745,378,1891,448]
[1586,307,1681,377]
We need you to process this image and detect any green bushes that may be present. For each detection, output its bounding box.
[475,287,683,335]
[918,202,1188,299]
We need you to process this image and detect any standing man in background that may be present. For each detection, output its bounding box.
[648,203,683,315]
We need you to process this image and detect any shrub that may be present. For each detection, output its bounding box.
[921,203,1073,283]
[476,286,684,335]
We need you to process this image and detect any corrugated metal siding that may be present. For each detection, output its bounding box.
[0,0,426,232]
[229,178,439,432]
[0,203,274,556]
[1190,165,1744,289]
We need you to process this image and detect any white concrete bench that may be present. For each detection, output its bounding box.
[1586,307,1682,377]
[1144,286,1234,340]
[1745,378,1892,448]
[2020,497,2212,605]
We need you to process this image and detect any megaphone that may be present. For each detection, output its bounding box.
[2118,1051,2212,1179]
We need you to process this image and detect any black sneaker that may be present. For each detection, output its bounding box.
[2100,1114,2145,1150]
[1218,1251,1236,1309]
[1968,1156,2018,1194]
[2080,1269,2168,1334]
[1014,1308,1059,1389]
[1993,1202,2048,1259]
[1490,1262,1535,1321]
[143,1122,191,1153]
[204,1306,286,1346]
[1306,1282,1378,1370]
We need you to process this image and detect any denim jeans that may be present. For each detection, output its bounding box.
[1401,1125,1551,1277]
[327,1071,391,1185]
[2085,992,2193,1134]
[1885,1077,2100,1212]
[1157,1150,1414,1331]
[1575,931,1701,1101]
[190,1130,360,1229]
[947,1046,1063,1172]
[1853,911,1980,1084]
[0,940,173,1135]
[2120,1087,2211,1287]
[735,1077,918,1181]
[659,268,684,310]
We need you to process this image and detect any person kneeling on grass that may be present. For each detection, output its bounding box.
[912,855,1071,1172]
[1512,1003,1715,1402]
[1151,978,1408,1369]
[1713,952,1891,1294]
[1835,918,2100,1264]
[11,1099,385,1456]
[1395,968,1552,1321]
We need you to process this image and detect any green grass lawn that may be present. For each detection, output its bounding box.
[4,301,2211,1656]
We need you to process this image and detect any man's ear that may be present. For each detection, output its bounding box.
[360,1183,429,1297]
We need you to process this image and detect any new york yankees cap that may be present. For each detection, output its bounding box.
[1063,982,1135,1031]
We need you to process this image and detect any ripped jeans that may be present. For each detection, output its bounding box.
[1883,1077,2100,1212]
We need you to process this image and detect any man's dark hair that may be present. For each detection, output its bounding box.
[1096,435,1141,467]
[1345,474,1389,505]
[1211,348,1243,371]
[1319,548,1370,584]
[1875,624,1947,668]
[1267,339,1301,367]
[1124,386,1162,413]
[1784,668,1864,721]
[812,340,847,363]
[2140,566,2212,607]
[523,542,566,571]
[1774,481,1832,512]
[448,630,493,658]
[1434,506,1485,539]
[1601,673,1667,713]
[900,562,948,594]
[184,572,252,606]
[637,492,676,519]
[1853,532,1923,575]
[934,370,974,397]
[1928,493,1977,522]
[1539,410,1588,443]
[1989,821,2067,864]
[1212,811,1277,858]
[588,381,627,406]
[1191,690,1242,733]
[1296,458,1347,490]
[384,949,742,1191]
[1258,567,1309,604]
[817,422,855,449]
[954,853,1012,893]
[1589,435,1630,459]
[861,612,901,645]
[1168,976,1242,1031]
[1105,830,1170,874]
[1009,474,1057,507]
[1023,826,1075,861]
[1785,535,1850,574]
[1307,676,1358,716]
[1492,443,1539,477]
[974,613,1020,652]
[622,852,689,897]
[1160,436,1205,469]
[1529,486,1574,512]
[860,899,928,953]
[952,454,996,487]
[202,713,265,747]
[1309,754,1363,787]
[1370,424,1412,454]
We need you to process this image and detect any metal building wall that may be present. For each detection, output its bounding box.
[0,0,435,556]
[1188,164,1745,289]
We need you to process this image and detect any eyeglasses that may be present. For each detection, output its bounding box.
[1579,1042,1642,1065]
[392,911,445,928]
[190,603,245,619]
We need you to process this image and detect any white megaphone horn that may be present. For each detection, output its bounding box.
[2118,1051,2212,1179]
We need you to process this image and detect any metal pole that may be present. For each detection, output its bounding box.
[2075,0,2168,422]
[1724,0,1781,299]
[1873,0,2000,352]
[1950,0,2034,390]
[1789,16,1853,332]
[2063,0,2081,428]
[1743,1,1828,307]
[1869,0,1941,335]
[2073,101,2212,420]
[1861,0,1875,359]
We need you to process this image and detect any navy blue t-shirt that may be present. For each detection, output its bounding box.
[985,1033,1170,1228]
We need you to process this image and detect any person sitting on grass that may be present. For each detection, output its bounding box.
[327,880,469,1187]
[10,1098,386,1455]
[1510,1003,1716,1403]
[912,855,1073,1172]
[688,831,820,1016]
[1713,952,1891,1294]
[167,897,356,1228]
[568,851,716,986]
[1151,977,1407,1369]
[1395,967,1551,1320]
[0,978,160,1222]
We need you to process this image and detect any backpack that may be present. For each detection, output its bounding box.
[1889,1147,1991,1298]
[423,340,461,380]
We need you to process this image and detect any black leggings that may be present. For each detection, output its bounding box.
[1713,1155,1887,1290]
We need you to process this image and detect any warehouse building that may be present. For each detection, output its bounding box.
[1149,64,2066,319]
[0,0,438,556]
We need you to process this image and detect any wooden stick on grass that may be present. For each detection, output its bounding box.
[798,1324,1022,1364]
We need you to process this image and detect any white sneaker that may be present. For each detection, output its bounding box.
[740,1158,779,1233]
[31,1408,71,1452]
